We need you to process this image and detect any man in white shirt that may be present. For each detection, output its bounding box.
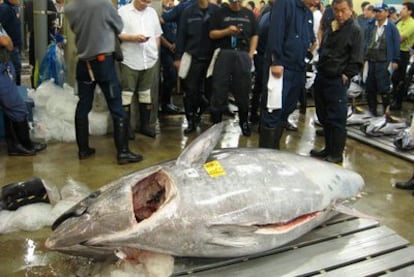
[118,0,162,138]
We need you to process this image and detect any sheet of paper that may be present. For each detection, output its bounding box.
[178,52,192,79]
[266,69,283,111]
[206,48,221,78]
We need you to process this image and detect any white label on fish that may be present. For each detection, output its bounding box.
[183,168,199,178]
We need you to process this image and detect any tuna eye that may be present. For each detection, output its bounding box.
[88,191,100,199]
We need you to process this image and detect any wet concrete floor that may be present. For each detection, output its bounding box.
[0,108,413,276]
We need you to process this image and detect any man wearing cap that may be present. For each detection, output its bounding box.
[364,3,400,116]
[209,0,258,136]
[259,0,317,149]
[391,2,414,110]
[388,7,399,23]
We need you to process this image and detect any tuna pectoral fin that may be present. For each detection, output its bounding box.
[207,224,258,248]
[334,204,378,221]
[176,122,225,168]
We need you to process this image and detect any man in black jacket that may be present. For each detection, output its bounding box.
[310,0,363,163]
[209,0,258,136]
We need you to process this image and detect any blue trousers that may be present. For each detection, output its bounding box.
[10,48,21,86]
[0,62,27,122]
[160,47,176,104]
[365,61,391,115]
[75,55,125,120]
[261,66,305,128]
[314,73,348,132]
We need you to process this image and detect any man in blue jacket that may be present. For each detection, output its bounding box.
[0,0,22,85]
[259,0,317,149]
[175,0,218,134]
[365,3,400,116]
[0,23,47,156]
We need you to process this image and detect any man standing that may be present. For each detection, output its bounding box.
[209,0,258,136]
[0,0,22,85]
[310,0,363,163]
[65,0,142,164]
[118,0,162,139]
[160,0,179,114]
[0,23,47,156]
[175,0,218,134]
[365,3,400,116]
[259,0,317,149]
[391,2,414,110]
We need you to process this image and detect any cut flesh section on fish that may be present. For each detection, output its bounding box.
[132,170,169,222]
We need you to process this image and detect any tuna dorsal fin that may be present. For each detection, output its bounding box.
[176,122,225,168]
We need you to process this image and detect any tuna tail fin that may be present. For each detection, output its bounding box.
[176,122,225,168]
[334,204,378,221]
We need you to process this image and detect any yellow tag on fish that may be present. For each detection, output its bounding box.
[204,160,226,178]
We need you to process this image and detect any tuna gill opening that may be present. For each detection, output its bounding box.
[132,170,169,223]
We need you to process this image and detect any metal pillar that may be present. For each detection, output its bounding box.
[33,0,47,67]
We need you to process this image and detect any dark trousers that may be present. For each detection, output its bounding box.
[182,58,210,112]
[10,48,21,86]
[160,48,176,105]
[210,50,251,115]
[314,73,348,132]
[0,62,27,122]
[75,55,125,120]
[252,54,264,113]
[366,61,391,115]
[261,64,305,128]
[391,51,410,102]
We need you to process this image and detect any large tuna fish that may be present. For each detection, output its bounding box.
[45,122,364,259]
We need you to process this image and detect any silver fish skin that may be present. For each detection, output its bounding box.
[45,123,364,258]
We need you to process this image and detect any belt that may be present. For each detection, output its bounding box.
[79,53,113,62]
[222,48,248,52]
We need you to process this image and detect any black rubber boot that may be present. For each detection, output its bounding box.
[395,174,414,190]
[183,97,197,134]
[75,116,95,159]
[259,126,278,149]
[139,104,156,138]
[13,121,47,153]
[381,92,390,115]
[390,83,404,111]
[4,115,36,156]
[126,110,135,140]
[114,117,143,165]
[310,127,330,158]
[259,122,284,149]
[299,87,307,115]
[184,113,196,134]
[325,127,345,164]
[239,110,251,137]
